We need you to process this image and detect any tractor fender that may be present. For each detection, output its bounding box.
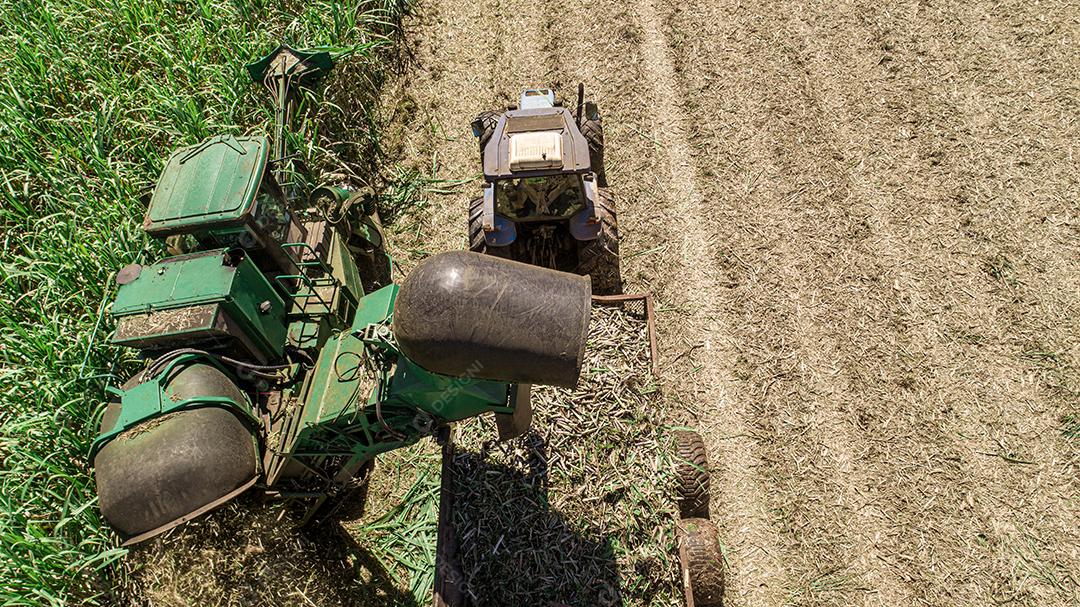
[484,214,517,247]
[569,206,601,241]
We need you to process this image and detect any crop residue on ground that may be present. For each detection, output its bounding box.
[448,302,683,606]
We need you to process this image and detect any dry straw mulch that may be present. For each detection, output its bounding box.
[448,303,684,607]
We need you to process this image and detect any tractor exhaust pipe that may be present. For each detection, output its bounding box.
[575,82,585,125]
[393,252,591,388]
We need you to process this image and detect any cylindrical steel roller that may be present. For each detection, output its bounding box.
[394,251,591,387]
[93,363,258,545]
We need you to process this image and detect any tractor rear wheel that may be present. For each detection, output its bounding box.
[468,196,511,258]
[94,365,259,545]
[576,187,620,294]
[580,109,606,186]
[678,518,725,607]
[475,111,501,152]
[674,430,711,519]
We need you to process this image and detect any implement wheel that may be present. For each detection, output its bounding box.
[575,187,621,295]
[678,518,725,607]
[673,430,710,519]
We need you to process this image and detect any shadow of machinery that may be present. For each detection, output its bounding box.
[443,431,623,607]
[118,492,420,607]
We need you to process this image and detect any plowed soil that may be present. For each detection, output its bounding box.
[382,1,1080,605]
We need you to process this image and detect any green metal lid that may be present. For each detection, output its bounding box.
[144,135,269,235]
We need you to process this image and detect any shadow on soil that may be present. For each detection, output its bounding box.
[447,431,623,607]
[121,495,419,607]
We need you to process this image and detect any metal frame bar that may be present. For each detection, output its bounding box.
[591,292,659,377]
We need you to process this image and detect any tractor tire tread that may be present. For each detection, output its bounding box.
[674,430,711,519]
[579,115,606,186]
[476,110,501,152]
[468,196,486,253]
[678,518,725,607]
[468,196,512,259]
[576,187,621,294]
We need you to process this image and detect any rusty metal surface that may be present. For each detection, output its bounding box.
[591,293,660,377]
[116,263,142,285]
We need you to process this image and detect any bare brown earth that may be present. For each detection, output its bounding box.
[382,0,1080,605]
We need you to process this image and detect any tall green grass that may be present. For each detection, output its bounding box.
[0,0,410,603]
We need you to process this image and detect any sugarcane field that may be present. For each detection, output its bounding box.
[0,1,1076,606]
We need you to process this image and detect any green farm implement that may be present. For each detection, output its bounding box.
[90,46,591,546]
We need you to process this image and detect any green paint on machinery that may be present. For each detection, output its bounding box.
[110,248,288,360]
[91,45,591,546]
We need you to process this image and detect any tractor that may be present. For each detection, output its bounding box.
[468,86,621,294]
[90,46,591,545]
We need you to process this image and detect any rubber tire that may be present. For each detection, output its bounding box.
[678,518,725,607]
[674,430,710,519]
[95,407,258,542]
[475,110,501,152]
[580,114,606,186]
[468,196,511,258]
[468,195,486,253]
[575,187,621,295]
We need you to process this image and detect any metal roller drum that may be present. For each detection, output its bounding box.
[93,363,259,545]
[393,251,591,387]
